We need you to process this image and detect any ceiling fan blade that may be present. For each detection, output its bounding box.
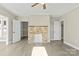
[32,3,39,7]
[43,4,46,9]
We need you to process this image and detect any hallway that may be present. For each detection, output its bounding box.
[0,39,79,56]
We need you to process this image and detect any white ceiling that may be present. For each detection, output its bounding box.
[0,3,79,17]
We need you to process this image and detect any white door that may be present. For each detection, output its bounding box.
[54,21,61,40]
[13,20,21,43]
[0,18,2,39]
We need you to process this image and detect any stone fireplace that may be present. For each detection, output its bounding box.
[28,26,49,43]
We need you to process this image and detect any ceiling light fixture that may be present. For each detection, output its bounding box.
[31,3,47,9]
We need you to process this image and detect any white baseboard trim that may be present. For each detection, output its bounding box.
[64,41,79,50]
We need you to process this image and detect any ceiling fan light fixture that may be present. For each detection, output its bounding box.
[31,3,47,9]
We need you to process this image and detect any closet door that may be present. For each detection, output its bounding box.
[54,21,61,40]
[13,20,21,43]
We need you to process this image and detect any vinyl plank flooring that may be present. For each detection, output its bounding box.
[0,39,79,56]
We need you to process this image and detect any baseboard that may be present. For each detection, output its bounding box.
[64,41,79,50]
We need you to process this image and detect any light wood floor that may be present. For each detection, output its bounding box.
[0,39,79,56]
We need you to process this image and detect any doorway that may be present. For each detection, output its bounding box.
[54,20,61,40]
[21,22,28,40]
[53,20,64,42]
[61,21,64,42]
[13,20,21,43]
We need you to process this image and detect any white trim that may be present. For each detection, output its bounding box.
[64,41,79,50]
[0,40,6,42]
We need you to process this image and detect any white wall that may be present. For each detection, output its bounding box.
[28,15,50,26]
[62,7,79,50]
[18,16,28,22]
[50,16,54,41]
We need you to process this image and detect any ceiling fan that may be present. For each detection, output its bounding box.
[31,3,46,9]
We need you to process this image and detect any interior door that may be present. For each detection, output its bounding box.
[0,18,2,39]
[54,21,61,40]
[13,20,21,43]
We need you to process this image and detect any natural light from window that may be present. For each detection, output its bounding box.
[31,46,48,56]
